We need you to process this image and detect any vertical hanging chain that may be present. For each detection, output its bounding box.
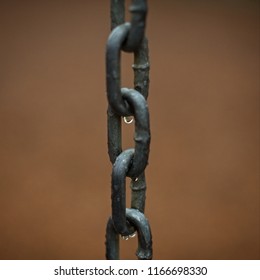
[105,0,152,260]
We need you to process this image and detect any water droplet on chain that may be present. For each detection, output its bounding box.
[121,231,136,240]
[123,116,134,124]
[129,232,136,238]
[121,235,129,241]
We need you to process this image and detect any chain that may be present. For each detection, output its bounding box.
[105,0,152,260]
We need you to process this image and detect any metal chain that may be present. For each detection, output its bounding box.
[105,0,152,260]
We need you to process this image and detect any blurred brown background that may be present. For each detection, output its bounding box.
[0,0,259,259]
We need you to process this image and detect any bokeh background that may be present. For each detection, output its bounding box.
[0,0,259,259]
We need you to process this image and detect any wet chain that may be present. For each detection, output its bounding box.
[105,0,152,260]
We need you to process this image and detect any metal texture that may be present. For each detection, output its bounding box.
[106,208,152,260]
[106,0,149,117]
[105,0,152,260]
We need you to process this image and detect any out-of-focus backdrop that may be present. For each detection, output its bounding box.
[0,0,259,259]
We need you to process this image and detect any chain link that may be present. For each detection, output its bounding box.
[105,0,152,260]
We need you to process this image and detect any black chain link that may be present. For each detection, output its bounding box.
[105,0,152,260]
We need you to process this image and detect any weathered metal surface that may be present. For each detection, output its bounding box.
[105,209,152,260]
[105,0,152,260]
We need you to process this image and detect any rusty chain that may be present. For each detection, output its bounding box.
[105,0,152,260]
